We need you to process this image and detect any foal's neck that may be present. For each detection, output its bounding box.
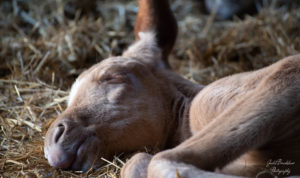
[157,69,205,148]
[170,96,193,147]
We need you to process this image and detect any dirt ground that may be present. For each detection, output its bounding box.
[0,0,299,177]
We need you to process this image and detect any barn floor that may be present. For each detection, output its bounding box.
[1,0,300,177]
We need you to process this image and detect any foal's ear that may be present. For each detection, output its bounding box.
[123,31,165,69]
[123,0,177,68]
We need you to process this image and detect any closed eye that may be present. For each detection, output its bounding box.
[100,73,128,84]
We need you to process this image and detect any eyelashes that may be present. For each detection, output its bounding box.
[99,73,128,84]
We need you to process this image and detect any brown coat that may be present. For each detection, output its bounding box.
[45,0,300,177]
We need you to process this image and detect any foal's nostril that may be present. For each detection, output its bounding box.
[54,123,65,143]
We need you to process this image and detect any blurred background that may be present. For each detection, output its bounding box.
[0,0,300,177]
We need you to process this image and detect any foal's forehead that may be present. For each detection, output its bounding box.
[78,57,140,80]
[68,57,129,106]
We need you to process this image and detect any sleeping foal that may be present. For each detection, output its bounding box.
[45,0,300,177]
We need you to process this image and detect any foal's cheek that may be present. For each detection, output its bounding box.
[106,85,126,104]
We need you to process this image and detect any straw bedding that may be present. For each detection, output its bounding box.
[0,0,299,177]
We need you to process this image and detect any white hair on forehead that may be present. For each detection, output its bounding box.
[68,78,84,106]
[67,63,107,106]
[123,31,164,68]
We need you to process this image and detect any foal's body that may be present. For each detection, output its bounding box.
[44,0,300,177]
[121,44,300,177]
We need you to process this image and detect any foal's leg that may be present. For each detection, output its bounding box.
[147,57,300,177]
[121,153,152,178]
[122,153,241,178]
